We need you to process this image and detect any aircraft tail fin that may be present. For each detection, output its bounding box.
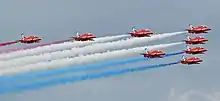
[186,45,189,50]
[21,32,25,40]
[189,24,194,29]
[76,31,80,37]
[181,55,185,60]
[144,48,149,53]
[132,26,137,33]
[187,35,190,40]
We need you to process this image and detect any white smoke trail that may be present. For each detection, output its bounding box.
[0,31,185,68]
[0,34,129,60]
[0,42,183,75]
[0,32,183,68]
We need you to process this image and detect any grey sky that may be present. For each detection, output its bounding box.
[0,0,220,101]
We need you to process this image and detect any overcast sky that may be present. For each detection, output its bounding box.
[0,0,220,101]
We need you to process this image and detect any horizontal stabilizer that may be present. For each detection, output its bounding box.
[140,53,145,55]
[70,37,77,38]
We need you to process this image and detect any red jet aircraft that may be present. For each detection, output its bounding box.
[185,46,207,54]
[184,36,208,45]
[180,56,203,65]
[140,48,165,58]
[128,26,154,37]
[70,31,96,41]
[19,33,42,44]
[186,24,211,34]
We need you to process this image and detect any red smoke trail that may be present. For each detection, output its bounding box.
[0,39,72,54]
[0,41,19,47]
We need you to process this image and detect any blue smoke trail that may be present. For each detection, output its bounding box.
[0,51,184,83]
[0,61,180,94]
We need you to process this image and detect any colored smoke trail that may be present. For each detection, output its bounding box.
[0,39,72,54]
[0,61,180,94]
[0,51,184,82]
[0,34,129,60]
[1,31,185,68]
[0,42,183,75]
[0,40,18,47]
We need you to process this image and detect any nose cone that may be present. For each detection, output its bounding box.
[146,30,153,34]
[35,37,42,40]
[203,38,208,41]
[89,34,96,38]
[88,34,96,38]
